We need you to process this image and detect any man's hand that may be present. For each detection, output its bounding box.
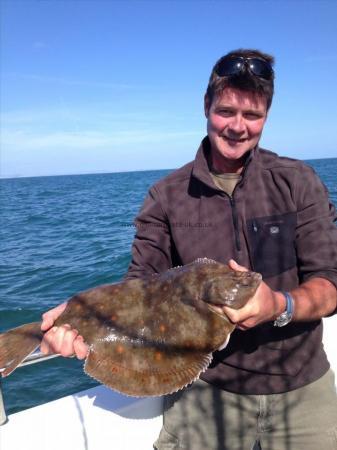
[213,259,337,329]
[40,303,89,359]
[217,259,285,330]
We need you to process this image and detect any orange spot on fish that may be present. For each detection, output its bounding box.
[155,352,163,361]
[111,314,117,321]
[116,345,124,354]
[159,324,166,333]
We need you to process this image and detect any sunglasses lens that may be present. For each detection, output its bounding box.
[248,59,273,80]
[215,57,273,80]
[216,58,244,77]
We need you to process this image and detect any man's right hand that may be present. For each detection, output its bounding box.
[40,303,89,359]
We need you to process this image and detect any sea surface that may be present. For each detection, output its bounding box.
[1,159,336,416]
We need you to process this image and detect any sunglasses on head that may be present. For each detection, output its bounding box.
[215,56,274,81]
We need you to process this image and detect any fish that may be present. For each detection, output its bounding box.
[0,258,261,397]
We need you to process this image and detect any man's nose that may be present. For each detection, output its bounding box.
[228,115,245,133]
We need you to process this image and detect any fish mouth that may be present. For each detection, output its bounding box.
[232,270,262,286]
[244,272,262,289]
[253,272,263,284]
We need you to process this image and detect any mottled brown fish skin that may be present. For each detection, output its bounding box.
[0,259,261,396]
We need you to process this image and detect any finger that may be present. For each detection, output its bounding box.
[41,313,55,332]
[237,317,259,330]
[46,325,70,354]
[40,337,51,355]
[222,306,241,324]
[59,327,79,357]
[237,324,251,331]
[222,305,255,325]
[208,304,225,315]
[40,327,58,355]
[73,336,89,360]
[41,302,68,331]
[228,259,249,272]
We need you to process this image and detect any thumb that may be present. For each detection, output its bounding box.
[41,302,68,331]
[222,305,241,323]
[228,259,249,272]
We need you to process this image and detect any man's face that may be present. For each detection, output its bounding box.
[205,87,268,172]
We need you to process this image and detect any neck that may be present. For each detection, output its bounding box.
[211,152,250,174]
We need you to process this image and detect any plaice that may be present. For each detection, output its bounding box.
[0,259,261,397]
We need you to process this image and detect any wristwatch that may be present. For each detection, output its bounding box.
[273,291,294,327]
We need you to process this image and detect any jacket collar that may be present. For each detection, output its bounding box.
[191,136,257,191]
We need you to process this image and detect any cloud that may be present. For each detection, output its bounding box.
[2,128,199,150]
[1,106,200,130]
[0,106,203,176]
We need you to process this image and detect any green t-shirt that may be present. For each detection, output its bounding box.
[210,172,241,197]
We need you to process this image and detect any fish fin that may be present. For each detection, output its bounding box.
[169,258,217,272]
[217,332,231,351]
[0,322,43,377]
[84,339,213,397]
[193,258,217,265]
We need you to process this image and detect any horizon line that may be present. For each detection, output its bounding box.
[0,167,176,180]
[1,156,336,181]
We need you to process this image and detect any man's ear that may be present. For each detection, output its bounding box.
[204,94,210,118]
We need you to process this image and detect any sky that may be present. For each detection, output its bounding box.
[1,0,337,178]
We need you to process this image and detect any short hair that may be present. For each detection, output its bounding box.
[206,49,275,110]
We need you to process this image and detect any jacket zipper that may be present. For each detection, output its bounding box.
[229,196,241,252]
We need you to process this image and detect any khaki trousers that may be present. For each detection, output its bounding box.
[154,369,337,450]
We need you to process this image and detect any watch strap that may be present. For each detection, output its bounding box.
[273,291,294,327]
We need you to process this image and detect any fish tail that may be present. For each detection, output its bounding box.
[0,322,43,377]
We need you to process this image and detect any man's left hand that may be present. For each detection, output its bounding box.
[218,259,286,330]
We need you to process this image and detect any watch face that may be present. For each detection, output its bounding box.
[274,312,292,327]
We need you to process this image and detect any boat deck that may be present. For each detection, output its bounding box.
[0,384,163,450]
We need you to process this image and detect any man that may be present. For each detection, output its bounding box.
[41,49,337,449]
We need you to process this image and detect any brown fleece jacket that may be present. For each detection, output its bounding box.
[126,137,337,394]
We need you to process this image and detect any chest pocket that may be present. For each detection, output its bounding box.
[247,212,297,278]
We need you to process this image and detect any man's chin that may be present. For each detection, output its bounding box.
[218,146,250,161]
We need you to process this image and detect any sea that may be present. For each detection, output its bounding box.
[1,158,336,416]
